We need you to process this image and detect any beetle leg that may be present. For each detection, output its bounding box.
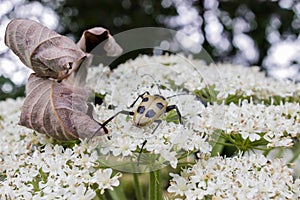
[137,140,147,166]
[102,110,134,127]
[128,91,150,108]
[88,122,110,142]
[137,119,162,166]
[151,119,162,135]
[89,110,134,140]
[165,105,183,124]
[89,123,109,142]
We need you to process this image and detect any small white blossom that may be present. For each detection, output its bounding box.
[0,98,122,199]
[168,154,300,199]
[67,185,96,200]
[168,173,192,196]
[90,168,121,194]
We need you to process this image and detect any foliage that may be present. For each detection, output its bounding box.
[53,0,300,69]
[0,76,25,101]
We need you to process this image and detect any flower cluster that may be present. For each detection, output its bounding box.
[198,101,299,147]
[0,99,121,199]
[1,54,299,199]
[168,154,300,199]
[94,106,211,169]
[86,54,299,166]
[88,60,212,170]
[88,54,299,101]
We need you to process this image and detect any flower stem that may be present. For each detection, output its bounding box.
[108,185,127,200]
[133,173,144,200]
[98,193,106,200]
[211,137,226,156]
[149,170,162,200]
[289,143,300,163]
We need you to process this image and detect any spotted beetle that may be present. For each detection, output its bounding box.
[105,91,182,125]
[99,74,183,165]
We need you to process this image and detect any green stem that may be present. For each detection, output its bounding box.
[215,141,236,147]
[253,146,270,151]
[149,170,162,200]
[108,185,127,200]
[31,178,40,192]
[39,169,48,182]
[211,137,226,156]
[133,173,143,200]
[98,193,106,200]
[289,144,300,163]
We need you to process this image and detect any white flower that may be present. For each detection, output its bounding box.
[84,54,300,172]
[160,150,178,168]
[111,136,139,157]
[67,185,96,200]
[0,97,122,199]
[39,176,60,195]
[41,156,67,176]
[90,168,121,194]
[0,180,17,199]
[168,154,299,199]
[0,54,299,198]
[168,173,191,196]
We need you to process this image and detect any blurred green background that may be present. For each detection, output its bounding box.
[1,0,300,100]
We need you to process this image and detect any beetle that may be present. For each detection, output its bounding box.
[100,93,183,165]
[102,91,182,127]
[98,74,183,165]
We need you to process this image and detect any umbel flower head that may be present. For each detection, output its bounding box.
[168,154,300,199]
[0,54,299,199]
[87,55,214,171]
[0,99,121,199]
[87,54,299,171]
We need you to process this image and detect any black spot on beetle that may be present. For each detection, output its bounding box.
[156,102,164,109]
[142,97,149,102]
[145,109,156,118]
[137,106,145,114]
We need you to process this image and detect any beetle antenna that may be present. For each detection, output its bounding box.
[141,73,162,95]
[167,93,207,106]
[166,93,189,99]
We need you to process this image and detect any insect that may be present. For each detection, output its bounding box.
[100,74,183,165]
